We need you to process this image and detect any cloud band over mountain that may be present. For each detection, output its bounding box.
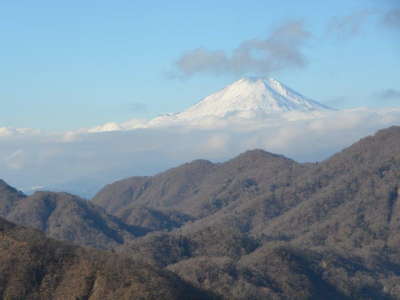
[1,107,400,196]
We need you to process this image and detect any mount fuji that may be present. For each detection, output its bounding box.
[88,77,334,132]
[177,77,332,119]
[142,77,331,128]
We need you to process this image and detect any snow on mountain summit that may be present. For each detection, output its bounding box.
[176,77,332,121]
[89,77,334,131]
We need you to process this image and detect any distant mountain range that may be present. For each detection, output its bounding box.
[1,126,400,299]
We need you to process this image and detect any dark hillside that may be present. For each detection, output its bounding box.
[0,217,216,300]
[0,188,149,250]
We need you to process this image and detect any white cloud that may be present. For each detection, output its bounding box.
[61,131,81,143]
[0,127,40,138]
[201,134,231,153]
[0,107,400,196]
[0,128,13,137]
[88,122,122,133]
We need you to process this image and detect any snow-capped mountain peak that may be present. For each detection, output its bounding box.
[176,77,332,120]
[88,77,333,131]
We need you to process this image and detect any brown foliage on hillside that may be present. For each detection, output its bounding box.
[2,126,400,299]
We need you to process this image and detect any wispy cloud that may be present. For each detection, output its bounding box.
[174,21,311,78]
[326,5,400,39]
[327,10,373,39]
[381,8,400,29]
[376,89,400,100]
[4,149,26,170]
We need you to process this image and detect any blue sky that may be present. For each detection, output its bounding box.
[1,0,399,130]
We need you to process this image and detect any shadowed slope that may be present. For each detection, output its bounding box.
[0,217,216,300]
[0,187,150,250]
